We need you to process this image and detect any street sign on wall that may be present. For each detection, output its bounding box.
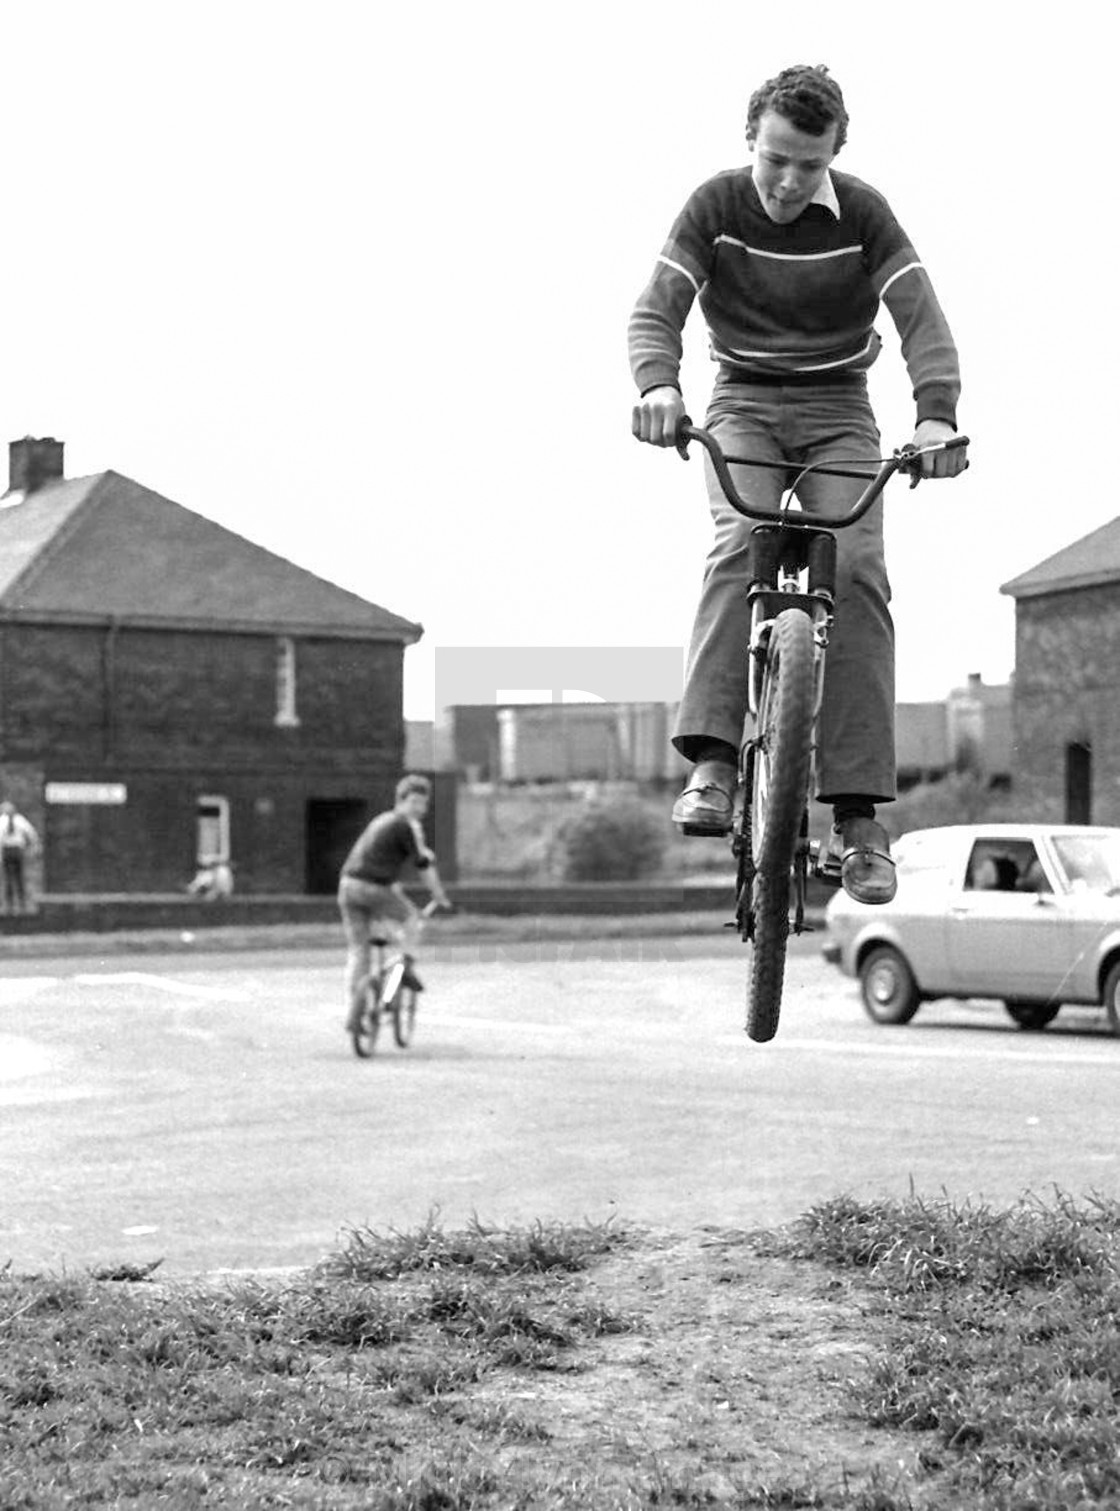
[44,783,128,805]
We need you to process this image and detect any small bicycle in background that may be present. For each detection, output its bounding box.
[350,897,454,1058]
[675,421,968,1044]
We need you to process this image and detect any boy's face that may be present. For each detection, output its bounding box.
[399,792,429,821]
[749,109,839,224]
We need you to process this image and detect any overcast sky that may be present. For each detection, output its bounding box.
[1,1,1110,719]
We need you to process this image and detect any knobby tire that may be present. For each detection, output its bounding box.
[747,608,815,1043]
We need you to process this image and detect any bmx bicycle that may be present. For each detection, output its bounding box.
[675,421,969,1043]
[350,897,453,1058]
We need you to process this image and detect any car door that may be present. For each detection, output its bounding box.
[945,837,1073,999]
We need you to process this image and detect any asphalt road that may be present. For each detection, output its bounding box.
[4,932,1119,1276]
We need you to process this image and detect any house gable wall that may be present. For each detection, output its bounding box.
[1010,582,1120,821]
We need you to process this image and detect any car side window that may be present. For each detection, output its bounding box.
[966,851,1000,890]
[1016,855,1052,894]
[965,843,1014,890]
[964,840,1049,894]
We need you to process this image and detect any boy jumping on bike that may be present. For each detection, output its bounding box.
[630,64,968,905]
[338,774,452,1035]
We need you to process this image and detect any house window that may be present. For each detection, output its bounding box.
[275,637,300,727]
[196,795,230,864]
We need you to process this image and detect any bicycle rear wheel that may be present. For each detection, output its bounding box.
[746,608,815,1043]
[391,985,418,1048]
[350,979,382,1058]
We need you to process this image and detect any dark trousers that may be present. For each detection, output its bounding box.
[2,851,26,912]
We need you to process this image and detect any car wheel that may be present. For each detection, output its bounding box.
[859,945,920,1025]
[1004,1000,1060,1031]
[1102,962,1120,1037]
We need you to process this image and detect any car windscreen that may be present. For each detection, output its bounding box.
[1051,834,1120,895]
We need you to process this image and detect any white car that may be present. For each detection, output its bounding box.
[823,824,1120,1032]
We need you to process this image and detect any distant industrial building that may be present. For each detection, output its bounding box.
[415,676,1011,789]
[897,674,1012,789]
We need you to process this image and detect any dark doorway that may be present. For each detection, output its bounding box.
[305,799,369,894]
[1065,741,1092,824]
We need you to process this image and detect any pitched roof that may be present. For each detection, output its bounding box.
[0,471,422,641]
[1000,515,1120,600]
[0,475,100,598]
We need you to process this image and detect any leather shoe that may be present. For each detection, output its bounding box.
[829,817,897,905]
[671,760,737,835]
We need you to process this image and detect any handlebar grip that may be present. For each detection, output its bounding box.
[897,433,970,488]
[675,416,694,461]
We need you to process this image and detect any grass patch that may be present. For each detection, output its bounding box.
[6,1199,1119,1507]
[319,1211,623,1282]
[0,1217,635,1509]
[769,1188,1120,1508]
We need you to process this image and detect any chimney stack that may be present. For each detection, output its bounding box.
[8,436,65,495]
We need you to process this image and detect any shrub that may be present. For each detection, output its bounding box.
[550,796,668,881]
[884,772,1017,839]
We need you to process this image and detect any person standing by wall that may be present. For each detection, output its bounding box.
[0,800,40,914]
[187,859,235,899]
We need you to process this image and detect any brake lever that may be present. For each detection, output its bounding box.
[896,435,971,488]
[894,443,923,490]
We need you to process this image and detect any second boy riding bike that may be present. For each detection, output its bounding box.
[675,421,969,1044]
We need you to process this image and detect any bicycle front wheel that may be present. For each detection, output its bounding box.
[391,985,418,1048]
[350,979,382,1058]
[747,608,815,1043]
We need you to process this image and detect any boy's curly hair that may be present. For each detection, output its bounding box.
[746,64,848,152]
[395,773,432,802]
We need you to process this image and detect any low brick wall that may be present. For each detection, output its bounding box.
[1,876,840,935]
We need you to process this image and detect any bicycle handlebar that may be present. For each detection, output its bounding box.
[675,420,969,529]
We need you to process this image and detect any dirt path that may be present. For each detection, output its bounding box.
[467,1229,926,1504]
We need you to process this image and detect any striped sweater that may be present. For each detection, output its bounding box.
[629,166,960,426]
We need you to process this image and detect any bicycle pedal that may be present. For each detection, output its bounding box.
[680,822,733,838]
[809,840,844,886]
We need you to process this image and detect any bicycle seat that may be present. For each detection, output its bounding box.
[369,934,390,948]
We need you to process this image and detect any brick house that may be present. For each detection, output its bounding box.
[0,436,445,896]
[1001,516,1120,823]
